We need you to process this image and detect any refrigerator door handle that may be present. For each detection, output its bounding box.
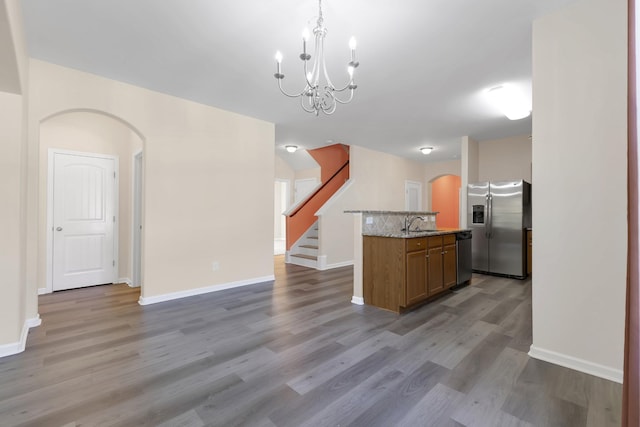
[487,194,493,239]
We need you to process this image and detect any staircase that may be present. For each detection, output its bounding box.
[285,144,349,269]
[288,222,319,268]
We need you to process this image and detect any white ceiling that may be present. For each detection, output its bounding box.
[20,0,577,165]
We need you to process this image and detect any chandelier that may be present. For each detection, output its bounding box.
[274,0,359,115]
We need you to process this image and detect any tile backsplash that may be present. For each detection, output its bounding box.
[361,212,437,234]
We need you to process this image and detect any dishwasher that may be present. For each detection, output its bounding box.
[454,231,472,287]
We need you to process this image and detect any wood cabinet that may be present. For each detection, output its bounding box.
[428,234,456,296]
[405,241,427,306]
[363,233,458,313]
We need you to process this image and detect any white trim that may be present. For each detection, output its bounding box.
[528,345,623,383]
[118,277,132,286]
[351,296,364,305]
[317,255,354,271]
[0,316,42,358]
[138,275,276,306]
[315,179,354,215]
[131,150,143,288]
[38,287,48,295]
[317,255,327,270]
[26,315,42,328]
[46,149,120,293]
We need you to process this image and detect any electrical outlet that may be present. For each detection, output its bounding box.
[212,261,220,271]
[366,216,373,225]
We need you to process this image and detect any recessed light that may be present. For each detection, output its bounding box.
[420,147,433,155]
[285,145,298,153]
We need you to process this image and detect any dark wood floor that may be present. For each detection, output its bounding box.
[0,256,621,426]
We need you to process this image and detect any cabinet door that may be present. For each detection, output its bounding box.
[443,243,457,288]
[406,250,427,306]
[427,246,444,295]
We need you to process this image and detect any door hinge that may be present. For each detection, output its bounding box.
[113,171,116,179]
[112,260,115,266]
[113,216,116,223]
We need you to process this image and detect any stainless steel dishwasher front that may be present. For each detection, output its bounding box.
[456,231,472,285]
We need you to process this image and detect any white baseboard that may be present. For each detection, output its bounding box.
[118,277,132,286]
[38,287,48,295]
[0,315,42,358]
[351,296,364,305]
[528,345,623,383]
[26,315,42,328]
[138,275,276,306]
[319,259,354,271]
[317,255,327,270]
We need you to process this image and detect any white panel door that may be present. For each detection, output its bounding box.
[405,181,423,210]
[52,153,116,291]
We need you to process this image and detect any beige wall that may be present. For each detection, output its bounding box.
[38,112,143,289]
[319,145,426,269]
[0,92,26,344]
[295,167,321,185]
[0,0,29,350]
[27,60,275,304]
[349,145,425,209]
[275,155,294,182]
[274,155,294,240]
[461,136,479,228]
[531,0,626,380]
[478,134,532,183]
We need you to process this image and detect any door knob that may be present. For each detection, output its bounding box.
[56,227,63,231]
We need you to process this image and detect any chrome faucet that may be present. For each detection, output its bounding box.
[404,215,425,232]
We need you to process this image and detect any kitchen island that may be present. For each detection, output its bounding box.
[346,210,469,313]
[363,230,461,313]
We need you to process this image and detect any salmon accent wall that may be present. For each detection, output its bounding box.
[286,144,349,249]
[432,175,461,228]
[307,144,350,183]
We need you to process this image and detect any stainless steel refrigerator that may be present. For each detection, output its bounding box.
[467,180,531,279]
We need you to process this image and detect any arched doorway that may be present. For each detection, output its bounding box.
[39,110,145,294]
[431,175,461,228]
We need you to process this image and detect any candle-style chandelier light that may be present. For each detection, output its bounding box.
[274,0,359,116]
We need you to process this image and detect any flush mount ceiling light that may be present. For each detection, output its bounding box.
[285,145,298,153]
[420,147,434,155]
[487,85,531,120]
[274,0,359,116]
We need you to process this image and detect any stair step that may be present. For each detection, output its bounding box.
[291,253,318,261]
[300,244,319,250]
[308,236,318,240]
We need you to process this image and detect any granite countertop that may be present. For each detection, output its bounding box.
[345,210,439,215]
[363,229,470,238]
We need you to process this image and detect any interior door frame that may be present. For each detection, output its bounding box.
[274,178,290,240]
[45,149,119,294]
[131,150,143,287]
